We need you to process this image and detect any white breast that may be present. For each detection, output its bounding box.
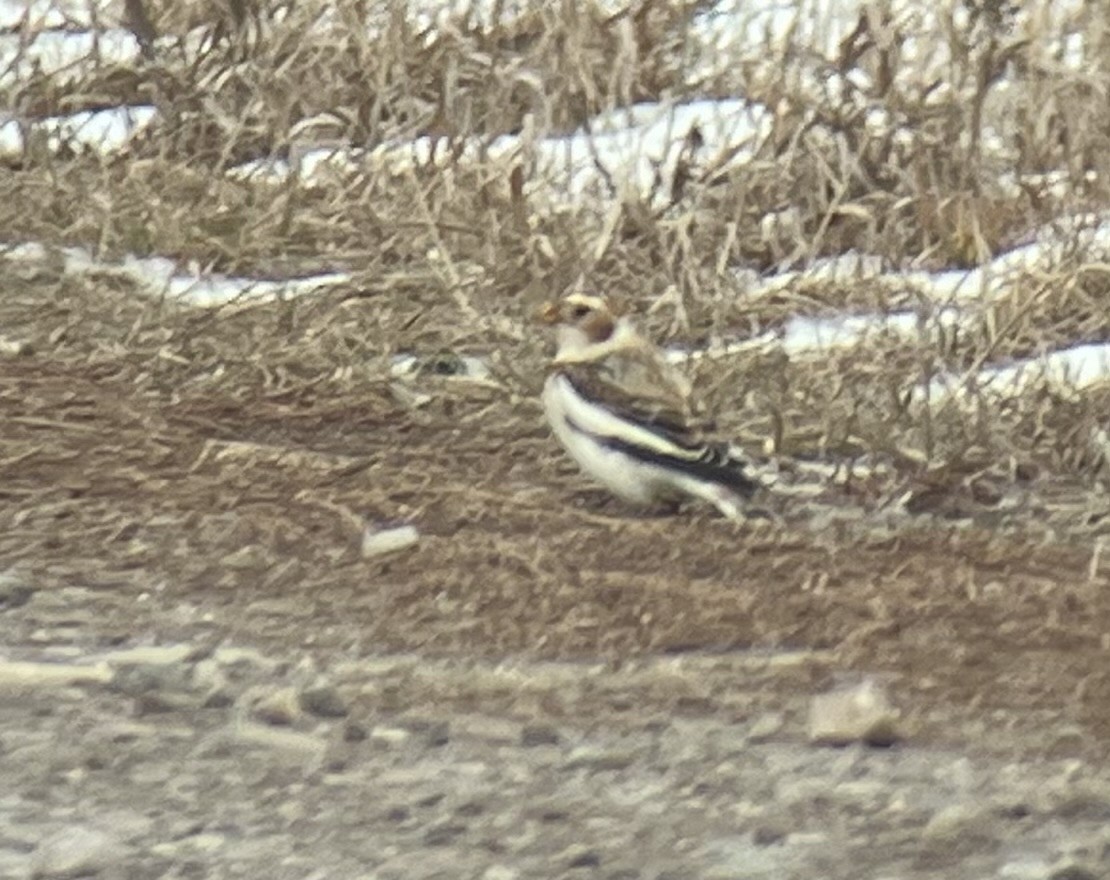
[542,373,667,505]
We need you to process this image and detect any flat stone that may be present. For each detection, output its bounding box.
[362,524,419,558]
[110,663,201,713]
[563,846,602,869]
[248,687,302,726]
[746,712,785,744]
[454,715,521,745]
[150,832,227,858]
[920,803,994,844]
[299,683,348,718]
[233,721,327,760]
[808,679,900,747]
[520,724,561,747]
[998,859,1054,879]
[212,646,277,671]
[0,660,111,693]
[482,866,520,880]
[100,644,194,667]
[562,746,637,772]
[0,334,33,356]
[369,726,412,747]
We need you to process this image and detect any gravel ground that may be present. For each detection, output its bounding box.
[3,571,1110,880]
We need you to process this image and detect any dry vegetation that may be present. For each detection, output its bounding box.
[4,0,1109,470]
[2,0,1110,737]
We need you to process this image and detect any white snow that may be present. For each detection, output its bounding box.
[924,343,1110,403]
[0,105,155,157]
[0,0,117,30]
[6,0,1108,396]
[0,27,139,88]
[2,243,350,307]
[232,98,773,206]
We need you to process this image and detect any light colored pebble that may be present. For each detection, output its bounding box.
[150,832,227,858]
[921,803,994,844]
[369,726,412,746]
[0,334,33,356]
[212,646,276,670]
[482,866,520,880]
[361,524,419,558]
[562,745,637,772]
[249,687,303,726]
[454,715,522,745]
[746,712,785,744]
[233,721,328,760]
[808,679,900,747]
[0,660,111,693]
[99,644,194,667]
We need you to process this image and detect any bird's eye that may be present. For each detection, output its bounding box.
[571,305,591,319]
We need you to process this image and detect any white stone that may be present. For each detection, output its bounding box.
[0,660,111,692]
[369,726,412,746]
[361,524,419,558]
[808,678,900,746]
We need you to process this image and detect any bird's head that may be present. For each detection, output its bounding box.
[539,293,629,358]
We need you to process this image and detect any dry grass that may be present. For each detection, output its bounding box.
[2,0,1110,511]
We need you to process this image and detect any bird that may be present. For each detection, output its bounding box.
[539,292,759,519]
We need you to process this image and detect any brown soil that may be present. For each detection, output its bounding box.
[3,315,1108,754]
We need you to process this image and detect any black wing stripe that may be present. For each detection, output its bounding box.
[560,371,704,451]
[565,416,758,498]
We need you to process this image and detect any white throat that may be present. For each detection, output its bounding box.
[554,317,639,364]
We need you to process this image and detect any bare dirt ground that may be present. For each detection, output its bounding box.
[2,270,1110,880]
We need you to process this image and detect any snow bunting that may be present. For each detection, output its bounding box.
[540,293,758,519]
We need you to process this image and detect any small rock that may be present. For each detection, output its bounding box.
[0,660,111,693]
[299,683,348,718]
[423,823,466,846]
[249,687,303,726]
[746,712,785,744]
[369,726,412,747]
[921,803,993,844]
[192,659,235,707]
[220,546,265,569]
[150,832,227,858]
[111,663,199,714]
[997,858,1053,879]
[520,724,561,747]
[362,524,419,558]
[752,823,788,846]
[566,847,601,869]
[482,866,519,880]
[212,646,275,671]
[101,644,193,666]
[343,720,369,742]
[30,827,125,878]
[0,335,34,357]
[455,715,521,745]
[232,721,327,761]
[0,570,35,609]
[423,721,451,747]
[562,745,636,772]
[808,679,900,747]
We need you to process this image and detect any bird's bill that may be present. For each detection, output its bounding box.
[537,301,562,325]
